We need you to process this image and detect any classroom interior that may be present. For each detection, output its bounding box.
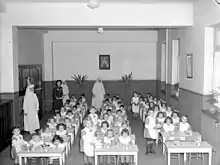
[1,0,220,165]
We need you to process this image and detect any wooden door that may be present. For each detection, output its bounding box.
[18,65,43,121]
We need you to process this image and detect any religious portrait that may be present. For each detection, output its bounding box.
[99,55,110,70]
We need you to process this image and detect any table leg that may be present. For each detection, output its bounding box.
[168,151,171,165]
[24,157,27,165]
[94,153,98,165]
[134,153,138,165]
[63,152,66,165]
[60,155,63,165]
[19,156,22,165]
[184,153,186,163]
[208,152,212,165]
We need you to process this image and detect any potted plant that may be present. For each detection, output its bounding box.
[71,74,88,88]
[121,72,133,90]
[206,87,220,114]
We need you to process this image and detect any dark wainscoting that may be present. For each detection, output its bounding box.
[43,80,157,110]
[156,81,212,133]
[0,92,20,127]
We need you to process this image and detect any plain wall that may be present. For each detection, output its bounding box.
[45,30,157,81]
[17,30,44,66]
[0,2,193,92]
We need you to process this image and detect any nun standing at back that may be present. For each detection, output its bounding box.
[61,80,69,105]
[23,84,40,134]
[53,80,63,112]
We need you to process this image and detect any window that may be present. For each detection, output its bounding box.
[161,43,166,92]
[171,39,180,97]
[213,52,220,90]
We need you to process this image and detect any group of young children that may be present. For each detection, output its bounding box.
[131,92,192,155]
[80,94,135,165]
[11,89,193,165]
[11,94,88,165]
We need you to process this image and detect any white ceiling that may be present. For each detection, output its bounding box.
[6,0,193,3]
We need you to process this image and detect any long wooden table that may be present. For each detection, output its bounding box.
[94,145,138,165]
[18,148,65,165]
[165,141,212,165]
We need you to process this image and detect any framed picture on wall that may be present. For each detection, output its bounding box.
[186,54,193,79]
[99,55,110,70]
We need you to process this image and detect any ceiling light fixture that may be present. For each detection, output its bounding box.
[87,0,100,9]
[214,0,220,5]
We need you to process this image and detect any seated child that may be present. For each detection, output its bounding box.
[153,97,158,105]
[56,123,67,139]
[11,127,27,164]
[106,109,114,123]
[119,122,131,135]
[178,115,192,134]
[103,129,116,146]
[101,113,110,125]
[64,99,71,110]
[72,105,78,114]
[119,105,126,116]
[54,112,62,123]
[47,117,57,133]
[88,107,98,126]
[157,99,162,109]
[160,103,167,113]
[119,128,133,146]
[165,106,173,117]
[29,133,44,148]
[41,124,53,141]
[100,121,109,135]
[69,98,76,108]
[60,107,67,119]
[153,105,160,118]
[131,91,139,118]
[66,110,74,120]
[149,102,155,109]
[161,117,176,133]
[172,111,180,126]
[49,135,65,165]
[156,112,165,128]
[115,116,124,127]
[65,117,74,130]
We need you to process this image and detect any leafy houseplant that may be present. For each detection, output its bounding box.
[206,87,220,114]
[121,72,133,92]
[122,72,133,84]
[71,74,88,87]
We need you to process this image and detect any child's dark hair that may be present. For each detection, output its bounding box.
[55,112,61,116]
[121,128,130,136]
[56,123,67,130]
[119,104,124,108]
[116,109,122,113]
[107,109,112,113]
[65,100,70,104]
[156,111,164,118]
[101,121,109,128]
[52,135,64,143]
[72,105,77,109]
[171,111,179,117]
[67,110,73,114]
[164,116,173,124]
[154,105,160,110]
[12,126,20,132]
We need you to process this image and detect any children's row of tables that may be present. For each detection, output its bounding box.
[17,107,86,165]
[139,105,213,165]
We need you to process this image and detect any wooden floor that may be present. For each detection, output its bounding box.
[0,111,210,165]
